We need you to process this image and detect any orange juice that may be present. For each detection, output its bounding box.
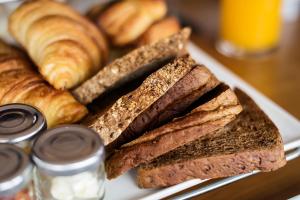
[220,0,281,54]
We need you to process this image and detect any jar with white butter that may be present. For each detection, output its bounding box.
[32,125,105,200]
[0,144,34,200]
[0,104,47,153]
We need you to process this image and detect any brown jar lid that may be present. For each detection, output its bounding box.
[32,124,104,176]
[0,103,47,143]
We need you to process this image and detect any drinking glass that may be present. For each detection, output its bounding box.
[216,0,282,58]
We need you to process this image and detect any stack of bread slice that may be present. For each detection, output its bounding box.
[136,88,286,188]
[75,29,286,188]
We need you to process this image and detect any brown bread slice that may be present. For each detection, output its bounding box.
[72,28,191,105]
[87,55,197,146]
[106,84,242,179]
[136,88,286,188]
[108,64,220,149]
[87,56,222,148]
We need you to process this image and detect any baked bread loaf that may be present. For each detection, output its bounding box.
[9,0,108,89]
[106,84,242,179]
[136,89,286,188]
[138,17,181,46]
[73,28,191,105]
[86,55,201,146]
[0,39,87,127]
[98,0,167,46]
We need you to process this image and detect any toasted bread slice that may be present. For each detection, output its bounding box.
[136,89,286,188]
[87,55,223,150]
[87,55,197,146]
[73,28,191,105]
[106,84,242,179]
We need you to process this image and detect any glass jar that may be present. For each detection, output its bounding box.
[0,144,34,200]
[0,104,47,153]
[32,125,105,200]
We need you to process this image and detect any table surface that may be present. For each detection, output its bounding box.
[167,0,300,199]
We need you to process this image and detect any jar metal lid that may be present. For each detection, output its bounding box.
[32,124,104,176]
[0,144,32,196]
[0,103,47,143]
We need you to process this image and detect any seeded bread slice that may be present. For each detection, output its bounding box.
[73,28,191,105]
[87,56,196,146]
[106,84,242,179]
[107,64,220,149]
[136,89,286,188]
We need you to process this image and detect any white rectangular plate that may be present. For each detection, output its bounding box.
[104,43,300,200]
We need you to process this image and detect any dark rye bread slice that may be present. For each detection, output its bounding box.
[73,28,191,105]
[106,84,242,179]
[136,89,286,188]
[87,56,197,146]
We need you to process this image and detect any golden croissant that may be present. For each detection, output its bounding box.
[0,39,88,127]
[9,0,108,89]
[138,17,181,46]
[98,0,167,46]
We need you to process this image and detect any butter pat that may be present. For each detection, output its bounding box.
[51,177,74,200]
[51,172,99,200]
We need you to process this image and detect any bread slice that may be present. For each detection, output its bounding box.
[110,65,220,148]
[87,56,222,148]
[87,55,195,145]
[136,89,286,188]
[72,28,191,105]
[106,84,242,179]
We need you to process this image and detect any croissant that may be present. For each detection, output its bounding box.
[98,0,167,46]
[0,39,88,127]
[138,17,181,46]
[9,0,108,90]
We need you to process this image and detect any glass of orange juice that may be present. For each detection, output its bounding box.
[216,0,282,57]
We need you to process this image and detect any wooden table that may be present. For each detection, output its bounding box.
[166,0,300,199]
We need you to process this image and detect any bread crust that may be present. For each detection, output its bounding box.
[137,148,286,188]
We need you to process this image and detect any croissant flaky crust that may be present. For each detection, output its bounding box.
[0,40,88,127]
[9,0,108,89]
[98,0,167,46]
[138,17,181,46]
